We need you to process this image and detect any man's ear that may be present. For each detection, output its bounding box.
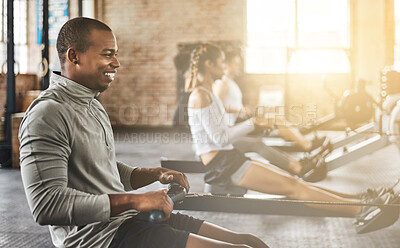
[66,47,79,65]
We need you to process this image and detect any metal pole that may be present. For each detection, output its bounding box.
[78,0,83,17]
[0,0,15,167]
[41,0,49,90]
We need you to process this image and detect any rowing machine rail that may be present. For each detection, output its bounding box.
[176,194,353,218]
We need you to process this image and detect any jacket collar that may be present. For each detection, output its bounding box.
[50,71,100,104]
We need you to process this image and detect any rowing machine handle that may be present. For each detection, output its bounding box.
[149,183,186,223]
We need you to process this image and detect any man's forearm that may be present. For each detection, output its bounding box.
[108,190,173,218]
[129,167,159,189]
[108,194,137,217]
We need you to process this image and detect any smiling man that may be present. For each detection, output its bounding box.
[56,19,118,92]
[18,18,269,248]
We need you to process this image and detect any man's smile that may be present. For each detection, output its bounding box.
[104,71,116,81]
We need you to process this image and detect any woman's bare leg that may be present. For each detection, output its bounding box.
[271,116,311,151]
[288,159,302,174]
[310,183,360,199]
[192,222,269,248]
[278,127,311,150]
[237,160,362,215]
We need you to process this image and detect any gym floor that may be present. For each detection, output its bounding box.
[1,127,400,248]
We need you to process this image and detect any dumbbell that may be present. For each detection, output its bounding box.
[149,183,187,223]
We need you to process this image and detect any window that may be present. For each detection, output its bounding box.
[82,0,95,18]
[0,0,28,74]
[395,0,400,67]
[246,0,350,74]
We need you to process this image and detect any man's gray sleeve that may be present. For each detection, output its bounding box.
[19,101,110,226]
[116,161,136,191]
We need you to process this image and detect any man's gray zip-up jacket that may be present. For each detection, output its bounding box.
[19,72,137,247]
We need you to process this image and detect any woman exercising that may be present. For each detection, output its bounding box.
[212,49,327,181]
[213,48,324,150]
[185,43,399,233]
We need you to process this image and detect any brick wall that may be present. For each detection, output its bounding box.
[100,0,245,126]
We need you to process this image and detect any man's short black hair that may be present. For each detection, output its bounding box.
[56,17,112,67]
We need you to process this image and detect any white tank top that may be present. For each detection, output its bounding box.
[213,75,244,126]
[188,86,255,155]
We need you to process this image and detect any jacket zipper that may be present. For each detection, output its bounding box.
[89,100,111,149]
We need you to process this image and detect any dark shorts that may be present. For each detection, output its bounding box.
[108,212,204,248]
[204,149,248,185]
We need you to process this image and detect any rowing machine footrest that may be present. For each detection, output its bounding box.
[204,183,247,196]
